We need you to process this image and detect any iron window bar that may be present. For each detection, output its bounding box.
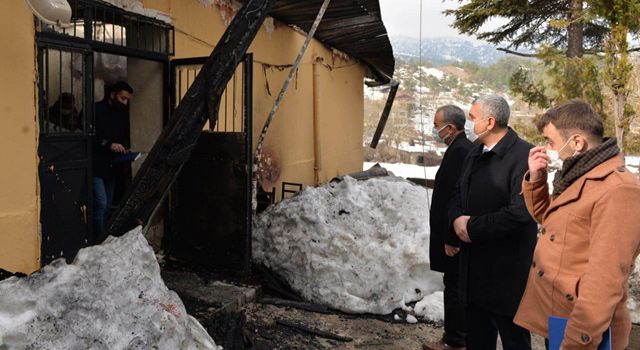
[35,0,174,57]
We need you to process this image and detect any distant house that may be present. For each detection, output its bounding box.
[0,0,394,273]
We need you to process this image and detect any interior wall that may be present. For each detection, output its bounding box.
[128,58,165,250]
[0,2,40,273]
[128,58,164,176]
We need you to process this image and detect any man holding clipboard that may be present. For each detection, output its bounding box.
[92,81,134,241]
[513,100,640,350]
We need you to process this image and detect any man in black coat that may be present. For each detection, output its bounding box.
[92,81,134,241]
[449,95,537,350]
[423,105,473,350]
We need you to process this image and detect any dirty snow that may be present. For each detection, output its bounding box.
[101,0,172,23]
[414,291,445,322]
[0,227,220,350]
[628,257,640,324]
[363,162,439,180]
[253,176,444,321]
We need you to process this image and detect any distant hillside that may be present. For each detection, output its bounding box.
[391,36,510,66]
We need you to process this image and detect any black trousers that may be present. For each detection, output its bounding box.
[466,302,531,350]
[443,272,466,347]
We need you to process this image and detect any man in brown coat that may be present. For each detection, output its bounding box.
[514,99,640,350]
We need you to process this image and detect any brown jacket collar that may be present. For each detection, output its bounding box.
[547,155,625,215]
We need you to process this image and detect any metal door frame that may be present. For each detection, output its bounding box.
[36,9,173,264]
[169,54,254,273]
[36,37,95,264]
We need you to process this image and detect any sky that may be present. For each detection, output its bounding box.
[379,0,504,42]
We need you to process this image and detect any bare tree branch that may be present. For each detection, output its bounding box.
[497,48,539,57]
[499,47,640,58]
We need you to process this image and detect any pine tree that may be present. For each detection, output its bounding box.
[590,0,640,153]
[445,0,608,57]
[447,0,640,153]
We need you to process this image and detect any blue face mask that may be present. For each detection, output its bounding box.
[432,124,451,144]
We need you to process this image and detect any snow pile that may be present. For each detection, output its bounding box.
[626,156,639,174]
[628,257,640,324]
[253,176,444,320]
[102,0,172,23]
[0,227,220,350]
[414,291,445,322]
[364,162,439,180]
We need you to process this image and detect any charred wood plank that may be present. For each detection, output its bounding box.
[259,297,330,314]
[275,318,353,342]
[105,0,274,237]
[370,80,399,149]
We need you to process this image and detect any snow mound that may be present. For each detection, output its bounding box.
[253,176,444,316]
[0,227,220,350]
[414,291,444,323]
[628,257,640,324]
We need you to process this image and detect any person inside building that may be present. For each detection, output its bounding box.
[514,99,640,350]
[49,92,82,132]
[423,105,473,350]
[92,81,133,241]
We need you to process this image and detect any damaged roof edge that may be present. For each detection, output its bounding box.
[241,0,395,85]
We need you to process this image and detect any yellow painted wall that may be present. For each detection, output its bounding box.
[143,0,365,197]
[0,0,366,272]
[0,2,40,273]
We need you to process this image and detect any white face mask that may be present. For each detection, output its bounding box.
[467,118,490,142]
[547,136,578,172]
[465,120,478,142]
[546,150,563,172]
[432,125,450,144]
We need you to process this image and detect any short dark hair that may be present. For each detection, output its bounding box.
[436,105,466,130]
[537,99,604,139]
[111,81,134,94]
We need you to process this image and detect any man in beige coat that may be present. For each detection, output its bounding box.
[513,99,640,350]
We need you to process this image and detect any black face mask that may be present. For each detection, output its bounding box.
[113,100,128,113]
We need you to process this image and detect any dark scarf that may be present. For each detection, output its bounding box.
[552,138,620,196]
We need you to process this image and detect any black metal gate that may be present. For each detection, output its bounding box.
[37,43,94,265]
[169,54,254,275]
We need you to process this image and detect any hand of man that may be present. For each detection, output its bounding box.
[444,244,460,257]
[110,143,126,154]
[453,215,472,243]
[528,146,549,182]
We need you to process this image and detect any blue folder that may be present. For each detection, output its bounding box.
[111,151,140,165]
[548,316,611,350]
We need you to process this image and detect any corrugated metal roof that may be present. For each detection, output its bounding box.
[261,0,395,85]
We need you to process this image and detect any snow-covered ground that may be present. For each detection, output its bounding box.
[397,141,447,155]
[626,156,639,174]
[421,67,445,80]
[102,0,172,23]
[0,228,220,350]
[364,162,439,180]
[253,176,445,322]
[628,259,640,323]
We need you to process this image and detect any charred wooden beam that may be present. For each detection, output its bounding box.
[259,297,330,314]
[275,318,353,342]
[105,0,275,237]
[369,80,399,149]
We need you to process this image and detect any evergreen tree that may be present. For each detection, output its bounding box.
[445,0,608,56]
[590,0,640,153]
[447,0,640,153]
